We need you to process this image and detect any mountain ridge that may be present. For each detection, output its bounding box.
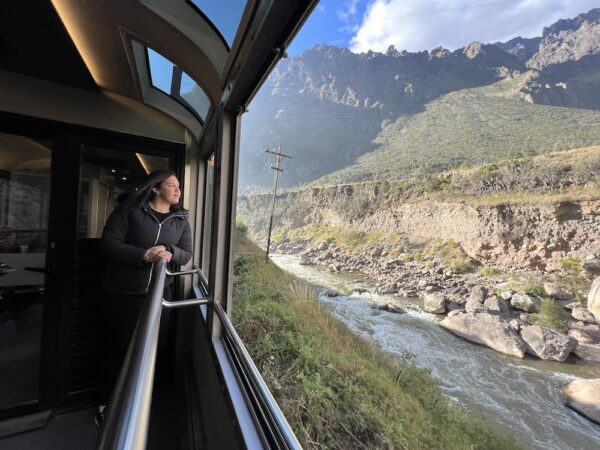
[240,8,600,189]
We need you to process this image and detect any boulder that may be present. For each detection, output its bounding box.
[564,378,600,424]
[500,290,515,301]
[324,289,340,297]
[378,303,405,314]
[582,256,600,273]
[511,293,541,313]
[520,324,577,362]
[569,322,600,342]
[571,307,597,324]
[448,310,462,318]
[484,296,511,316]
[568,329,594,344]
[574,343,600,363]
[377,283,397,295]
[440,312,527,358]
[424,293,446,314]
[469,286,488,302]
[544,282,574,301]
[587,277,600,321]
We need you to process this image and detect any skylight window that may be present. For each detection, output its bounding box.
[189,0,246,47]
[147,47,211,122]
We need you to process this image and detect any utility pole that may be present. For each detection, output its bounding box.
[265,146,292,262]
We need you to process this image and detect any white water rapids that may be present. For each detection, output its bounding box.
[271,254,600,450]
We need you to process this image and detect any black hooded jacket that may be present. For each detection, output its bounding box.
[100,204,193,295]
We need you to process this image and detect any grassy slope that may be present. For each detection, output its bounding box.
[317,76,600,185]
[232,230,518,449]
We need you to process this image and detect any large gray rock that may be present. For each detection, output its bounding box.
[469,286,488,302]
[574,343,600,363]
[484,296,511,316]
[520,324,577,362]
[440,312,526,358]
[564,378,600,425]
[582,257,600,273]
[569,322,600,342]
[511,293,541,313]
[571,307,597,324]
[544,282,574,301]
[424,293,446,314]
[568,329,594,344]
[588,277,600,321]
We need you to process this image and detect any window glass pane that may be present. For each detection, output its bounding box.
[190,0,246,46]
[181,72,211,120]
[147,48,173,94]
[0,132,51,408]
[147,47,211,121]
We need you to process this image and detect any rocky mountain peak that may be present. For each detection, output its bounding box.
[528,8,600,69]
[429,46,450,59]
[494,36,541,62]
[542,8,600,38]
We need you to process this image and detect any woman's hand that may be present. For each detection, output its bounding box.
[144,245,168,262]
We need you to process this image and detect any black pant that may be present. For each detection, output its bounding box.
[99,285,172,405]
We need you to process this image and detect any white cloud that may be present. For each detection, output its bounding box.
[337,0,363,23]
[350,0,599,53]
[317,4,326,13]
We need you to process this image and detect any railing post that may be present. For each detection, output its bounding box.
[96,260,167,450]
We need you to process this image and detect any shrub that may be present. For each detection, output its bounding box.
[480,266,502,277]
[524,283,546,297]
[236,218,248,235]
[561,257,581,274]
[536,299,568,329]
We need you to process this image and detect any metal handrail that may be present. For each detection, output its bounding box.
[96,259,168,450]
[96,259,301,450]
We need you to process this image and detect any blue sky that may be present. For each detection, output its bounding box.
[287,0,599,56]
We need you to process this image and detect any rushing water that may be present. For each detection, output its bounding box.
[271,254,600,450]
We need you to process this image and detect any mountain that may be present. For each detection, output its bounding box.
[494,37,541,62]
[240,8,600,188]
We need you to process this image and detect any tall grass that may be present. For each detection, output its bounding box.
[232,231,518,449]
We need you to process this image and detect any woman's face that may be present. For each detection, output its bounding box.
[156,175,181,204]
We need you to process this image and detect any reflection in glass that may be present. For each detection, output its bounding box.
[0,133,51,409]
[77,146,170,239]
[190,0,246,46]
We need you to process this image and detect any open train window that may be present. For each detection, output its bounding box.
[147,48,211,122]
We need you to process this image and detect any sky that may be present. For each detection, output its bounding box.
[287,0,599,56]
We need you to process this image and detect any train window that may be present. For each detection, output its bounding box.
[188,0,246,46]
[0,132,51,409]
[147,48,212,122]
[77,147,170,239]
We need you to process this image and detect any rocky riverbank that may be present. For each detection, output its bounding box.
[270,239,600,424]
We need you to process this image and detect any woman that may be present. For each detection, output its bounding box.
[97,169,192,424]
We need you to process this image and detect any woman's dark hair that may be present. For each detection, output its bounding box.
[119,169,178,212]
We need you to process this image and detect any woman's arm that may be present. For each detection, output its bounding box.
[100,209,147,266]
[166,220,193,266]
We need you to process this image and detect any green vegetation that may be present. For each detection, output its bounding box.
[529,299,569,330]
[424,239,476,273]
[523,283,546,298]
[316,74,600,186]
[232,231,518,449]
[479,266,502,277]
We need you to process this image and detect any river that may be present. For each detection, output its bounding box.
[271,254,600,450]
